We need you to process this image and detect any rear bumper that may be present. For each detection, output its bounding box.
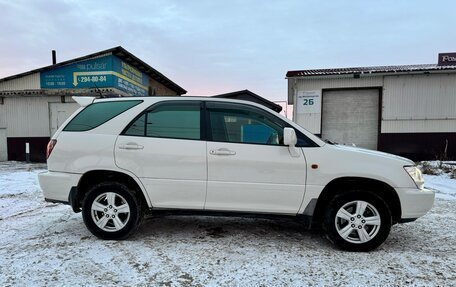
[396,187,435,219]
[38,171,81,203]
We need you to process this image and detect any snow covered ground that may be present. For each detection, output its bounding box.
[0,162,455,286]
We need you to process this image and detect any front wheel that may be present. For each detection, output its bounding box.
[82,182,143,240]
[323,191,392,251]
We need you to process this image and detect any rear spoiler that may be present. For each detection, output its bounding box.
[72,96,96,107]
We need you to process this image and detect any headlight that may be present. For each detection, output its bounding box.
[404,166,424,189]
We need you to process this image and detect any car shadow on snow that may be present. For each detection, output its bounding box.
[48,208,437,253]
[130,215,335,250]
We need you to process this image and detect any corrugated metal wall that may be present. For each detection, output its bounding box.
[0,94,77,161]
[0,102,6,129]
[382,74,456,133]
[0,128,6,161]
[291,76,383,134]
[290,73,456,134]
[3,96,62,137]
[0,73,40,91]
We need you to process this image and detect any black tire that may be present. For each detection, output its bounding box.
[82,182,143,240]
[323,190,392,252]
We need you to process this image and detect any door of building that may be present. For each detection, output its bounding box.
[49,103,79,137]
[321,89,379,150]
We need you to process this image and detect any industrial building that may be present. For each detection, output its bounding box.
[287,52,456,160]
[0,46,186,162]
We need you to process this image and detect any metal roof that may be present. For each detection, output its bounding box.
[286,64,456,78]
[0,46,187,95]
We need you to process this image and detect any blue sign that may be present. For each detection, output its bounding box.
[112,56,149,96]
[40,55,149,96]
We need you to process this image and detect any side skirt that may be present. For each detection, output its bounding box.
[147,208,313,229]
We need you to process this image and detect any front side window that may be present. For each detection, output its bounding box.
[124,102,201,140]
[64,100,142,132]
[207,102,284,145]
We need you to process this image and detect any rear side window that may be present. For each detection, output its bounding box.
[123,102,201,140]
[64,100,142,132]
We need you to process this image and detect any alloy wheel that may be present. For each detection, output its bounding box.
[334,200,381,244]
[91,192,131,232]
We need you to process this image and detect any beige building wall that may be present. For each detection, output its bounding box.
[289,73,456,134]
[2,96,63,138]
[382,73,456,133]
[0,73,40,91]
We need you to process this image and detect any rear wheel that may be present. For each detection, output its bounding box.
[323,190,392,251]
[82,182,143,239]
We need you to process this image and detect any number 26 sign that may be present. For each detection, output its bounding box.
[297,90,321,114]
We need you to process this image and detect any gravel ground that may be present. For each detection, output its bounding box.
[0,162,455,286]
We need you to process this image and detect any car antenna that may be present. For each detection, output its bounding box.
[93,83,104,98]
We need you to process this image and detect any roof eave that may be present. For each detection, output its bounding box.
[111,47,187,95]
[286,68,456,79]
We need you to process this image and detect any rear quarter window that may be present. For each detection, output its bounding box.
[63,100,142,132]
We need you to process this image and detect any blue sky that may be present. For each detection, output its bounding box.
[0,0,455,101]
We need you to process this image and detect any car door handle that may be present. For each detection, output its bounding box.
[210,148,236,156]
[118,143,144,150]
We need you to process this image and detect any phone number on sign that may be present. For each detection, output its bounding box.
[79,75,107,83]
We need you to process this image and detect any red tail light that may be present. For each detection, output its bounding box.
[46,139,57,159]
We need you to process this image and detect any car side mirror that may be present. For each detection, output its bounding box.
[284,127,300,157]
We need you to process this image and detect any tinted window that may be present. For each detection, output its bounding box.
[64,100,142,132]
[208,103,284,145]
[124,102,201,140]
[123,114,146,136]
[207,102,318,147]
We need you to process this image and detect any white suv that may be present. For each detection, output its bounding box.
[39,96,434,251]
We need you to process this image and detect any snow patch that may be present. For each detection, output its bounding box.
[0,161,455,286]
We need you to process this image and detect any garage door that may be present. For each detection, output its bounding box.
[49,103,79,137]
[321,89,379,150]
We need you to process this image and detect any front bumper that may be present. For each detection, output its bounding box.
[38,171,81,203]
[395,187,435,219]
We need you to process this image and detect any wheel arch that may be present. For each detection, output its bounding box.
[71,169,150,212]
[311,177,401,228]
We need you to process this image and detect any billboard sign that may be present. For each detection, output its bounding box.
[438,53,456,66]
[40,55,149,96]
[112,57,149,96]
